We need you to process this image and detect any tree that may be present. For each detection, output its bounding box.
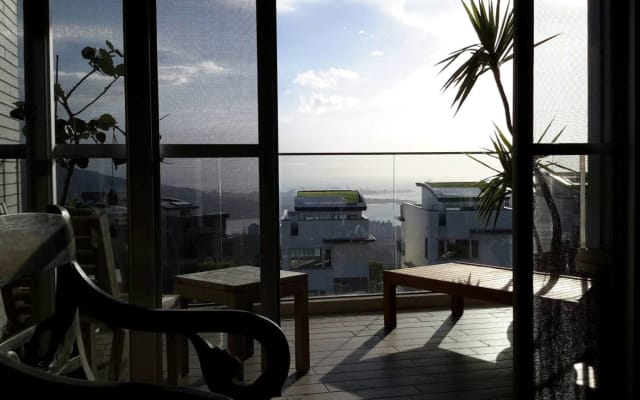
[11,40,125,205]
[437,0,566,273]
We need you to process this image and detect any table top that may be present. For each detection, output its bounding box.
[174,265,306,293]
[386,262,591,303]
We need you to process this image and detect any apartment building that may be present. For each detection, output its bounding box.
[281,190,375,295]
[400,182,513,268]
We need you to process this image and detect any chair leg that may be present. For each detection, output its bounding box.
[166,333,181,385]
[108,328,129,381]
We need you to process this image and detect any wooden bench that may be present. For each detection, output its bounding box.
[383,262,592,330]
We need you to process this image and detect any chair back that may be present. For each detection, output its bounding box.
[1,208,288,399]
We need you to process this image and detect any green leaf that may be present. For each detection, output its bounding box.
[115,63,125,77]
[70,117,87,133]
[75,158,89,169]
[101,62,116,76]
[95,130,107,144]
[55,119,68,143]
[115,49,124,57]
[9,103,25,120]
[95,113,117,130]
[81,46,96,59]
[106,40,114,50]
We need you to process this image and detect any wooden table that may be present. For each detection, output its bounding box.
[384,262,592,330]
[173,266,309,375]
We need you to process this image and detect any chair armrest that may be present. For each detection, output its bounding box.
[60,262,290,400]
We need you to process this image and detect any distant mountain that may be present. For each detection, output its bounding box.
[62,168,259,219]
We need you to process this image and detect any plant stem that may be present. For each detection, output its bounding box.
[59,160,75,205]
[66,68,97,99]
[73,76,120,117]
[533,166,564,273]
[491,65,513,134]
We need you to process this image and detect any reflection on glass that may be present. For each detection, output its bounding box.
[50,0,126,146]
[55,159,129,292]
[160,158,260,293]
[0,159,25,213]
[279,154,513,296]
[1,2,25,213]
[157,0,258,144]
[534,0,588,143]
[532,155,611,399]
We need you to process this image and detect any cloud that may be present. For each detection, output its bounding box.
[370,50,384,57]
[294,68,359,89]
[57,71,114,82]
[297,92,359,114]
[277,0,319,13]
[358,30,366,35]
[158,61,229,86]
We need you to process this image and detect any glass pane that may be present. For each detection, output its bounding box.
[55,158,129,283]
[534,0,589,143]
[0,0,24,213]
[532,154,612,399]
[54,157,130,381]
[50,0,126,145]
[157,0,258,144]
[160,158,260,294]
[277,0,511,153]
[0,159,25,213]
[279,154,513,296]
[1,1,23,146]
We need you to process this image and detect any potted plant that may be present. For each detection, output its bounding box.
[11,40,125,206]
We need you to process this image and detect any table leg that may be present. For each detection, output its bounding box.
[228,299,253,360]
[451,295,464,320]
[294,278,310,374]
[383,274,397,331]
[167,296,190,384]
[166,333,181,385]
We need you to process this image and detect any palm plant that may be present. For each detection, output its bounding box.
[437,0,565,272]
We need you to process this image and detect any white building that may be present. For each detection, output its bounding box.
[280,190,375,295]
[0,2,21,214]
[400,183,513,268]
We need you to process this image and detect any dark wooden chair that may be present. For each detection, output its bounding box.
[0,206,290,399]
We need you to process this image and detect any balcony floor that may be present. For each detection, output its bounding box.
[183,306,513,399]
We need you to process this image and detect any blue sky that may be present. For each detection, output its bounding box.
[276,0,511,153]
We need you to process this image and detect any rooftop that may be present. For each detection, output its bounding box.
[295,190,367,211]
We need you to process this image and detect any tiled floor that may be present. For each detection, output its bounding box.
[273,307,513,400]
[96,306,514,399]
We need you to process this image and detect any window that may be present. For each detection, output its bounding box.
[288,247,331,269]
[439,213,447,226]
[290,222,298,236]
[437,239,478,260]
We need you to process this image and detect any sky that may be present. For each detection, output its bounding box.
[38,0,587,195]
[276,0,511,153]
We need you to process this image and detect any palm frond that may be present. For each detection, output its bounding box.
[476,128,512,227]
[467,153,503,173]
[438,0,514,113]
